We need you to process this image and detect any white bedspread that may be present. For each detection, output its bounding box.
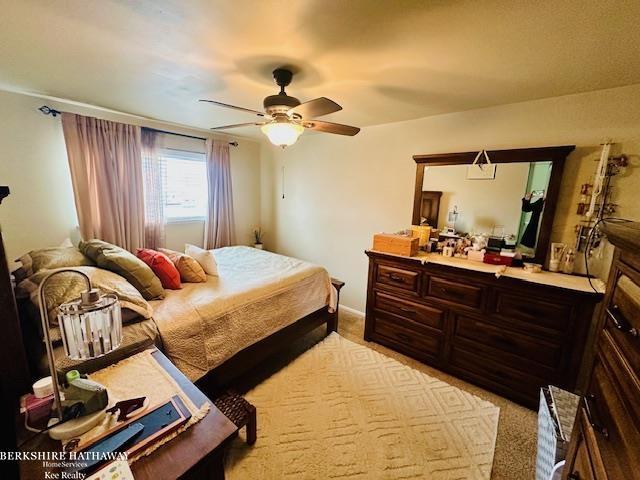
[149,246,336,381]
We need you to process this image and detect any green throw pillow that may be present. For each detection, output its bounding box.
[79,240,164,300]
[18,247,94,276]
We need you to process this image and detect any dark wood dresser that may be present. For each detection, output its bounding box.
[563,222,640,480]
[364,250,603,409]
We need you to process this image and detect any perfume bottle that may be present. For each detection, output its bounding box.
[562,249,575,274]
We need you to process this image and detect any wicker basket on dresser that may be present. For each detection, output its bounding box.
[563,222,640,480]
[364,250,603,409]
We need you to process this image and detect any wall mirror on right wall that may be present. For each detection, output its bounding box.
[412,146,575,264]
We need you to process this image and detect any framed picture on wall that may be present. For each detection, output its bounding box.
[466,164,497,180]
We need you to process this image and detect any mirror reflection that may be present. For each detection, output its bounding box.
[419,161,552,256]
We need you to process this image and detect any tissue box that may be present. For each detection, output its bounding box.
[373,234,419,257]
[483,252,513,266]
[468,250,485,262]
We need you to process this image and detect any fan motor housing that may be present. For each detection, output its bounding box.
[264,68,301,115]
[263,94,300,115]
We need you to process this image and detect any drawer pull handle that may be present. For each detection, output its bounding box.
[584,394,609,439]
[388,274,405,283]
[607,306,638,337]
[399,306,416,314]
[493,336,515,347]
[396,332,411,342]
[519,307,537,318]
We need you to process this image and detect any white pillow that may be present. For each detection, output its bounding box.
[59,238,74,248]
[185,244,218,276]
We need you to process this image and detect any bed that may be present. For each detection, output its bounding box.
[17,246,343,389]
[150,246,338,381]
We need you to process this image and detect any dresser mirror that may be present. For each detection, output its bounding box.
[412,146,575,264]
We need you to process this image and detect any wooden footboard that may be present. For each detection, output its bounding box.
[196,278,344,394]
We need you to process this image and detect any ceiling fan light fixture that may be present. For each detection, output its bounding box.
[203,68,358,142]
[261,122,304,148]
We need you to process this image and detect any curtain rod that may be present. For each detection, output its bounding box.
[38,105,239,147]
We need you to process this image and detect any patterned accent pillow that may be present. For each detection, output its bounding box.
[17,247,94,277]
[18,266,153,324]
[79,240,164,300]
[185,244,218,276]
[159,248,207,283]
[136,249,181,290]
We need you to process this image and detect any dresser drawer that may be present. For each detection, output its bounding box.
[493,290,572,334]
[449,345,544,407]
[374,292,445,331]
[375,264,420,294]
[586,349,640,479]
[597,329,640,429]
[454,314,563,370]
[371,312,441,360]
[605,274,640,377]
[564,409,601,480]
[426,276,483,309]
[566,416,597,480]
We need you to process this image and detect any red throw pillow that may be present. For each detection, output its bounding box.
[136,249,181,290]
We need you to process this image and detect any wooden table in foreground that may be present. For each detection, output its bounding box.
[17,349,238,480]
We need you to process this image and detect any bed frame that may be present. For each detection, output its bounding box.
[197,276,344,395]
[11,276,345,396]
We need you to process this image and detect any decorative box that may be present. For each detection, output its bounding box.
[410,225,431,247]
[483,252,513,266]
[372,233,419,257]
[486,236,505,251]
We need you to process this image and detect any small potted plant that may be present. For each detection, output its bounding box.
[253,228,264,250]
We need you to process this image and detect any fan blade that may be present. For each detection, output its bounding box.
[199,99,268,117]
[303,120,360,136]
[210,122,266,130]
[288,97,342,119]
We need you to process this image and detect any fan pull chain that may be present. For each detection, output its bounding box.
[282,165,285,199]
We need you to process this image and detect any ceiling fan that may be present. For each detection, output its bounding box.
[200,68,360,148]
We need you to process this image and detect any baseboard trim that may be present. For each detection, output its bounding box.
[340,305,365,318]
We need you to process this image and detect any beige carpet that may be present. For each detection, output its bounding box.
[226,332,500,479]
[337,309,537,480]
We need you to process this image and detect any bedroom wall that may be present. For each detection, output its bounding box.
[261,84,640,312]
[0,89,261,268]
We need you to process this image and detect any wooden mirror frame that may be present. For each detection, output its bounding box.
[412,145,575,264]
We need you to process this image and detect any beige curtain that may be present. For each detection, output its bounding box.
[204,138,236,249]
[141,129,165,249]
[61,113,144,251]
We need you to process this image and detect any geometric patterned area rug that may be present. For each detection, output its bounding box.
[225,333,500,479]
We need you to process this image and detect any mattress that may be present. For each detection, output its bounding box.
[149,246,336,381]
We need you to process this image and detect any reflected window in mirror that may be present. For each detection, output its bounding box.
[516,162,552,256]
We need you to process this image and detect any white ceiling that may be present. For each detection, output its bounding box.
[1,0,639,138]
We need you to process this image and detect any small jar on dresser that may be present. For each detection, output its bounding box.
[364,250,604,409]
[562,221,640,480]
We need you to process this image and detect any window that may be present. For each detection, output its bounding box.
[161,149,208,222]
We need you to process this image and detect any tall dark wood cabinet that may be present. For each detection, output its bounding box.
[364,250,603,409]
[0,187,30,480]
[562,222,640,480]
